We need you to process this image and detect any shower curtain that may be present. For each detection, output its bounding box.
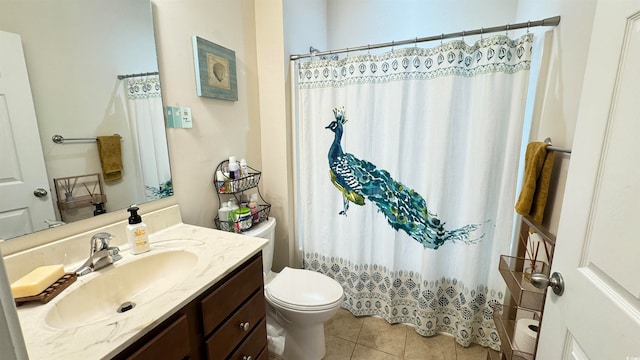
[295,33,534,350]
[123,75,172,201]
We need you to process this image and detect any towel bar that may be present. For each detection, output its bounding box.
[543,137,571,154]
[52,134,122,144]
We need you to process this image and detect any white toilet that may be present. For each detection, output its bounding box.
[242,217,344,360]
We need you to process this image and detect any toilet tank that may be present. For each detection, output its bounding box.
[240,217,276,275]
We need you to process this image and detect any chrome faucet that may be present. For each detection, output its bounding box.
[75,232,121,276]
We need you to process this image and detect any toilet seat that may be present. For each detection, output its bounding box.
[265,267,343,312]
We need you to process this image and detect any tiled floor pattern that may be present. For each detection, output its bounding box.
[271,308,489,360]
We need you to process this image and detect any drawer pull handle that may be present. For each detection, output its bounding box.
[240,322,250,331]
[242,356,252,360]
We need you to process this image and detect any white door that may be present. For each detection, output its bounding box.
[536,1,640,359]
[0,31,55,240]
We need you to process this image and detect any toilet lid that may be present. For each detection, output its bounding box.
[265,267,343,311]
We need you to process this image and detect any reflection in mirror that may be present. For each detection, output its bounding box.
[0,0,172,241]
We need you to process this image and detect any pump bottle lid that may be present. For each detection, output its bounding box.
[127,206,142,225]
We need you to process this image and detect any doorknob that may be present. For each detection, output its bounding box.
[33,188,48,197]
[530,272,565,296]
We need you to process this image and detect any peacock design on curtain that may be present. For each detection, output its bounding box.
[298,33,538,351]
[326,107,481,249]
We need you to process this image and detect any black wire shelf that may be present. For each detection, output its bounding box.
[213,159,271,233]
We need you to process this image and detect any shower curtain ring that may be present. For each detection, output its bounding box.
[527,20,531,33]
[391,40,395,52]
[414,37,418,48]
[480,27,484,40]
[462,30,465,42]
[506,24,510,36]
[440,33,444,44]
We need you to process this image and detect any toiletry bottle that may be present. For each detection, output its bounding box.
[239,158,248,177]
[239,192,249,207]
[227,199,239,231]
[228,157,240,192]
[222,168,231,192]
[228,156,240,179]
[92,201,106,216]
[249,193,259,223]
[218,202,232,231]
[238,158,248,190]
[126,206,150,254]
[215,170,226,192]
[235,207,252,231]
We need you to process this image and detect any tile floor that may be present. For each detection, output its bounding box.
[270,308,490,360]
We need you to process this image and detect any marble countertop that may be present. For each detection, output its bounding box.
[15,223,268,360]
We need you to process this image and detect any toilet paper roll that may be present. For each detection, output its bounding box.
[267,334,286,356]
[267,321,285,337]
[266,313,286,356]
[513,318,539,354]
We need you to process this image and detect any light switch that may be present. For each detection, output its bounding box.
[181,107,192,128]
[165,106,192,128]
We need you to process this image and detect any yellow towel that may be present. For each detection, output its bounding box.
[96,136,123,182]
[515,142,555,224]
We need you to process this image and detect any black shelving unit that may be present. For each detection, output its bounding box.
[213,159,271,233]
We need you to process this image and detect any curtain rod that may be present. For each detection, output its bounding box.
[117,71,159,80]
[290,16,560,60]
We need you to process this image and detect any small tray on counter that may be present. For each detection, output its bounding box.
[14,273,77,306]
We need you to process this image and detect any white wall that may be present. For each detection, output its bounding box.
[284,0,328,58]
[151,0,262,230]
[326,0,517,50]
[254,0,293,271]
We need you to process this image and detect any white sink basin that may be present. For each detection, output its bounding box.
[45,249,197,330]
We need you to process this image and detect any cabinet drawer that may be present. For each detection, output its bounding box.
[205,291,266,360]
[127,314,190,360]
[256,348,268,360]
[227,318,267,360]
[201,254,263,336]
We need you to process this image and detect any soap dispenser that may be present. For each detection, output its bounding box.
[126,206,150,254]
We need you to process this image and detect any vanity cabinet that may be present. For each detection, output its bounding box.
[114,252,267,360]
[127,313,194,360]
[202,252,266,359]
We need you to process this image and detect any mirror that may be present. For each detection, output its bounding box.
[0,0,172,240]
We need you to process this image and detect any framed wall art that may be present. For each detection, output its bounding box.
[192,36,238,101]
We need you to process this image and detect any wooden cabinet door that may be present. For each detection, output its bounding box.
[127,314,191,360]
[205,292,266,359]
